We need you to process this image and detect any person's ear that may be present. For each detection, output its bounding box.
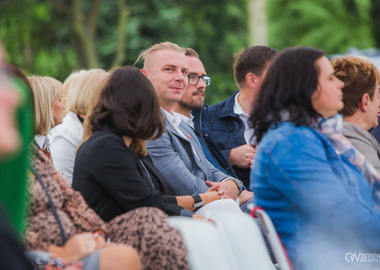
[245,73,258,88]
[141,69,148,76]
[359,93,370,112]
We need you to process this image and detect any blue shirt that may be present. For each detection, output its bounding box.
[250,122,380,269]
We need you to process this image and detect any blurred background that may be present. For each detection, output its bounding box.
[1,0,379,104]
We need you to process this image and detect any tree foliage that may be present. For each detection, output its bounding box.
[267,0,374,54]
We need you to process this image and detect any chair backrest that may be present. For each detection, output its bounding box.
[168,216,234,270]
[251,207,294,270]
[168,211,285,270]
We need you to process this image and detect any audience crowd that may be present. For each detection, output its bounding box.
[1,39,380,270]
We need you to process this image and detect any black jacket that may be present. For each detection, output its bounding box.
[72,125,184,222]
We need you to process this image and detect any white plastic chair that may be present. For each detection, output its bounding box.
[168,210,291,270]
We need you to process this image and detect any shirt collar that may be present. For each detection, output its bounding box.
[162,108,182,129]
[177,113,194,129]
[233,92,249,118]
[34,135,46,149]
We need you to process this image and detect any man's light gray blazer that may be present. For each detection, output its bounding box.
[146,116,228,195]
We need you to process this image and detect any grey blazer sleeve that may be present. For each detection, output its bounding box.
[204,155,230,182]
[147,130,211,195]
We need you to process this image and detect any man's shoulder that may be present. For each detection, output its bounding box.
[209,92,238,115]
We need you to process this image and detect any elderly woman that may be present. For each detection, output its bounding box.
[331,56,380,172]
[50,69,109,185]
[249,47,380,269]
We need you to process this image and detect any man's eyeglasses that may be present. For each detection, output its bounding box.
[188,74,211,86]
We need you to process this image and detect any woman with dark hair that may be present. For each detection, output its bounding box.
[249,47,380,269]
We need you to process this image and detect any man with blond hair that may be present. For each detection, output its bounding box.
[140,42,244,205]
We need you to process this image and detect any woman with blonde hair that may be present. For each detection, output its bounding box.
[50,69,109,185]
[28,76,64,160]
[61,69,86,115]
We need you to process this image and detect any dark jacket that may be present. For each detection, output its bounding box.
[192,105,237,179]
[72,125,185,222]
[208,91,251,188]
[0,204,33,270]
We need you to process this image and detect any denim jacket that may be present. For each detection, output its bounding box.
[250,122,380,269]
[192,105,238,179]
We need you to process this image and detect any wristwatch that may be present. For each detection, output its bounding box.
[221,177,244,195]
[191,194,205,211]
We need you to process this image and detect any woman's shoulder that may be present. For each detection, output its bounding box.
[80,128,134,156]
[51,112,84,139]
[262,122,322,146]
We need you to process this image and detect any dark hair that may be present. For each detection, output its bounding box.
[233,46,277,88]
[89,66,164,141]
[249,47,325,143]
[331,56,380,117]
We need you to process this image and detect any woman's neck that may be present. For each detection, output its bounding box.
[123,136,132,147]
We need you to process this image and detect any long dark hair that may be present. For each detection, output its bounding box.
[89,66,164,141]
[250,47,325,143]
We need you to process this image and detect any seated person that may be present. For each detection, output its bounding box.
[331,56,380,172]
[208,46,277,188]
[172,48,238,178]
[250,47,380,269]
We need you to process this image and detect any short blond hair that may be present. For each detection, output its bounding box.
[68,69,109,115]
[183,47,199,58]
[62,69,87,114]
[28,76,63,135]
[135,41,185,69]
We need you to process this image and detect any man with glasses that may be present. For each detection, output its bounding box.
[140,42,250,205]
[173,48,237,179]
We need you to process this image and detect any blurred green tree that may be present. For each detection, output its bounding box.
[267,0,374,54]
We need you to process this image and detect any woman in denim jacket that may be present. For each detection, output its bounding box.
[249,47,380,270]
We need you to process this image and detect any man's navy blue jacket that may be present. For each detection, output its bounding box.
[192,105,238,180]
[207,92,251,189]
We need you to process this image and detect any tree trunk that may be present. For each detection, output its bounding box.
[248,0,268,46]
[70,0,101,68]
[112,0,130,67]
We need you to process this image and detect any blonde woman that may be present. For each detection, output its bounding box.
[28,76,64,160]
[61,69,87,115]
[50,69,109,185]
